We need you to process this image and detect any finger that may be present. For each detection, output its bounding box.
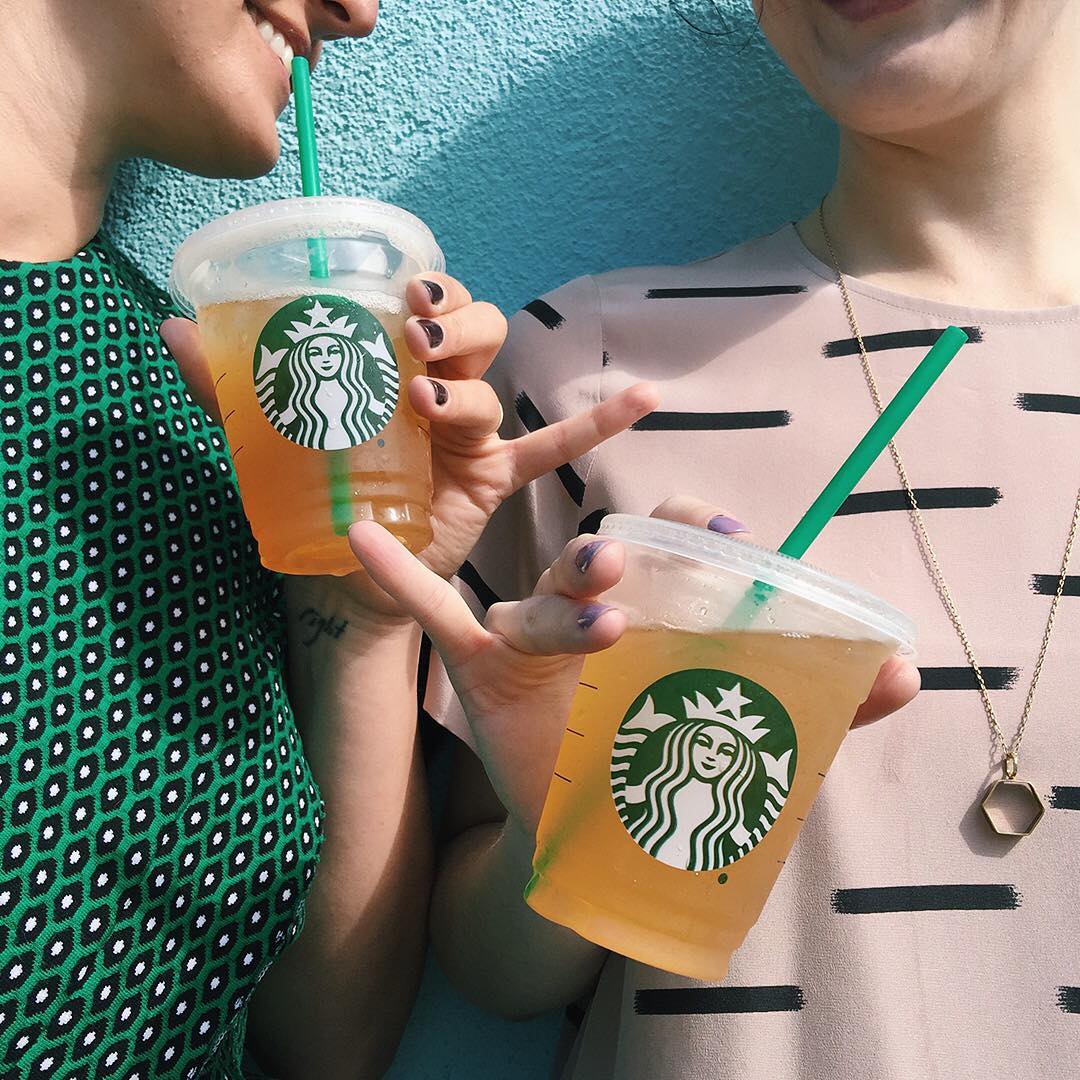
[408,376,504,440]
[851,656,921,727]
[347,522,488,666]
[160,318,223,425]
[509,382,660,492]
[650,495,751,539]
[404,272,473,318]
[404,301,508,380]
[485,596,627,657]
[533,535,626,601]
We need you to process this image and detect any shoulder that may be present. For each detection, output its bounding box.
[593,226,819,360]
[593,224,813,297]
[495,225,821,400]
[96,234,178,321]
[485,273,608,448]
[493,274,604,391]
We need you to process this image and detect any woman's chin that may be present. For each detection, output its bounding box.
[798,43,967,135]
[828,81,969,139]
[214,129,282,180]
[806,21,990,136]
[170,121,282,181]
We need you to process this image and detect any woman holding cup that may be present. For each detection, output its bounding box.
[352,0,1080,1077]
[0,1,656,1077]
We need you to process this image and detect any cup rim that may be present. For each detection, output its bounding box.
[597,514,916,651]
[169,195,444,316]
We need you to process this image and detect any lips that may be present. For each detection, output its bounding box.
[819,0,919,23]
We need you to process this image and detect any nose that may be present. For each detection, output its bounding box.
[307,0,378,41]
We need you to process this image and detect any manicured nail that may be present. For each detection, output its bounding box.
[428,379,449,406]
[422,279,444,305]
[574,540,607,574]
[418,318,444,349]
[577,603,611,631]
[708,515,748,535]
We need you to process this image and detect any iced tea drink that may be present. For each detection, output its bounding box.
[170,197,444,574]
[526,515,914,979]
[197,294,431,572]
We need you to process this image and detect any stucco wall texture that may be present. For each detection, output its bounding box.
[108,0,837,315]
[107,2,837,1076]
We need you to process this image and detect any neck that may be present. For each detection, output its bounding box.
[800,31,1080,308]
[0,5,120,261]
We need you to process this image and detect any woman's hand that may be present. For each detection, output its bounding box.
[350,496,922,835]
[160,274,658,618]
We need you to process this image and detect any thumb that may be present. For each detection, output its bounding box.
[347,522,488,666]
[851,656,921,727]
[160,317,223,425]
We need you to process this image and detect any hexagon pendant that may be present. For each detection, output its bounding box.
[980,778,1046,837]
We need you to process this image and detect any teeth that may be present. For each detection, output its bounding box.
[253,16,296,70]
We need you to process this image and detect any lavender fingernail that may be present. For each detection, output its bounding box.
[577,603,611,631]
[422,279,444,305]
[708,515,748,535]
[574,540,607,574]
[418,318,444,349]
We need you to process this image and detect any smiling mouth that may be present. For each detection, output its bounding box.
[243,1,309,70]
[819,0,919,23]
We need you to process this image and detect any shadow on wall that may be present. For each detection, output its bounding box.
[108,8,836,317]
[387,22,837,315]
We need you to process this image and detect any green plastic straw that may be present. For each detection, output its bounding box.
[778,325,968,558]
[731,326,968,624]
[292,56,350,535]
[292,57,329,277]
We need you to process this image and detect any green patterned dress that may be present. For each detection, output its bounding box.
[0,236,323,1078]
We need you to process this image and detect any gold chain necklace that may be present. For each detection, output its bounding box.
[818,202,1080,837]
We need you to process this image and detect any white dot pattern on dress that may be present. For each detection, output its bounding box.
[0,239,324,1077]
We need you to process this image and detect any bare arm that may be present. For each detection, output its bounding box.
[160,280,657,1071]
[245,581,430,1079]
[430,746,605,1018]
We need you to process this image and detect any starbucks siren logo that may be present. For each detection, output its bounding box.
[611,670,797,872]
[254,294,399,450]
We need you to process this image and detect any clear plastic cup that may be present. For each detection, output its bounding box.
[170,196,444,575]
[526,514,915,979]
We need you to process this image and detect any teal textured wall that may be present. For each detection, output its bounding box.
[107,1,836,1076]
[108,0,837,315]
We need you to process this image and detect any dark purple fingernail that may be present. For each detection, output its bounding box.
[422,279,444,305]
[418,319,444,349]
[428,379,449,406]
[577,603,611,631]
[708,515,748,535]
[574,540,607,574]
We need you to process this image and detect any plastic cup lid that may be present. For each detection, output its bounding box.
[598,514,916,650]
[169,195,444,315]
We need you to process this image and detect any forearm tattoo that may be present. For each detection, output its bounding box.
[296,607,349,647]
